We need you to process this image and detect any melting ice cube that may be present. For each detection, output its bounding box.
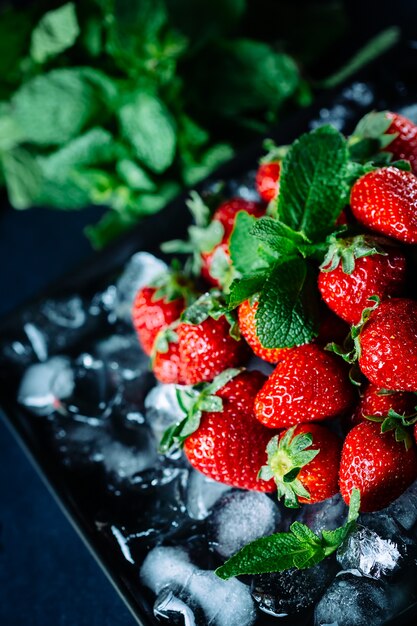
[297,493,348,534]
[140,546,256,626]
[144,383,186,443]
[314,574,392,626]
[207,490,281,559]
[17,356,74,415]
[337,525,401,579]
[114,252,167,324]
[186,470,231,521]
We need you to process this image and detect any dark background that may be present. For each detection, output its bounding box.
[2,1,417,624]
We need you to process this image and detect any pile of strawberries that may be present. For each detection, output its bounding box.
[132,110,417,515]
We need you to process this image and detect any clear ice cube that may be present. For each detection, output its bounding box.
[297,493,348,534]
[381,481,417,531]
[17,356,74,415]
[314,574,392,626]
[252,560,336,617]
[99,427,158,484]
[337,525,401,579]
[207,490,281,559]
[114,252,167,324]
[144,383,186,443]
[94,332,150,382]
[186,470,231,521]
[154,585,206,626]
[140,546,257,626]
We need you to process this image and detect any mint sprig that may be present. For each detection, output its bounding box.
[215,488,360,579]
[159,368,242,453]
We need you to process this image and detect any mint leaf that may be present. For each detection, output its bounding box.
[118,92,176,173]
[11,69,102,146]
[216,488,361,579]
[1,148,41,209]
[256,257,319,349]
[116,159,156,192]
[229,212,272,276]
[275,125,349,243]
[30,3,80,64]
[227,272,269,308]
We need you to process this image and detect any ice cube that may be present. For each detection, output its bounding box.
[94,332,150,382]
[140,546,256,626]
[297,493,348,534]
[40,296,86,329]
[381,481,417,531]
[52,419,110,469]
[337,525,401,579]
[114,252,167,324]
[145,383,186,443]
[98,426,158,484]
[309,105,353,131]
[17,356,74,415]
[396,103,417,123]
[154,585,206,626]
[207,490,281,559]
[252,560,336,617]
[341,82,375,107]
[228,171,262,202]
[314,574,392,626]
[186,470,231,520]
[246,355,274,376]
[359,512,417,568]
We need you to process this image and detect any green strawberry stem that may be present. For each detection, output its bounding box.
[320,234,387,275]
[259,426,320,508]
[366,407,417,450]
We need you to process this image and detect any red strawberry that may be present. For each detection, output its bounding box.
[339,420,417,512]
[132,286,185,356]
[352,383,416,427]
[201,198,265,286]
[384,111,417,174]
[216,368,267,413]
[152,316,247,385]
[260,424,341,507]
[358,298,417,392]
[350,166,417,243]
[238,298,289,364]
[318,236,406,325]
[255,344,355,429]
[256,161,281,202]
[184,403,277,492]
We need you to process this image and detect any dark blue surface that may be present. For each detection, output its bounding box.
[0,204,137,626]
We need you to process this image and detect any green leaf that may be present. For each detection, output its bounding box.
[116,159,156,192]
[0,102,25,151]
[229,211,272,276]
[275,125,349,243]
[1,148,42,209]
[11,69,103,146]
[256,257,320,349]
[227,272,270,309]
[30,3,80,64]
[118,92,176,173]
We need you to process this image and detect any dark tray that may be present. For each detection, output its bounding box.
[2,42,417,626]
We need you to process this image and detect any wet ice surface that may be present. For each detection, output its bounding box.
[207,491,281,559]
[114,252,167,323]
[144,383,186,443]
[314,574,392,626]
[18,356,74,415]
[297,493,347,534]
[141,546,256,626]
[252,560,335,617]
[337,525,401,579]
[186,470,231,521]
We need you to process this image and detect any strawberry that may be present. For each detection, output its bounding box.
[318,235,406,325]
[358,298,417,392]
[256,161,281,202]
[350,166,417,243]
[201,198,265,286]
[160,369,277,491]
[259,424,341,507]
[254,344,355,429]
[184,403,277,491]
[152,315,247,385]
[384,111,417,174]
[316,307,350,347]
[238,298,289,364]
[132,287,185,356]
[352,384,416,427]
[339,420,417,512]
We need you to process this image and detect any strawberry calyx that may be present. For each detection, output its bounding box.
[260,139,289,164]
[320,234,387,275]
[181,290,241,340]
[348,110,397,163]
[326,295,381,376]
[151,262,196,304]
[151,324,179,362]
[159,368,242,453]
[366,407,417,450]
[259,426,320,508]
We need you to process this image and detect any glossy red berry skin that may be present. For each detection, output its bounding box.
[284,424,341,505]
[238,299,289,364]
[216,369,267,414]
[256,162,281,202]
[153,342,186,385]
[132,287,185,356]
[384,111,417,174]
[350,167,417,243]
[184,403,277,492]
[352,383,417,427]
[201,198,265,286]
[255,344,355,429]
[358,298,417,392]
[318,247,406,325]
[339,420,417,512]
